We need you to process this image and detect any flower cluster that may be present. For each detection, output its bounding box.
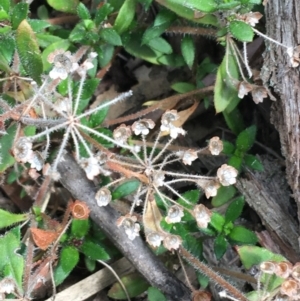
[259,260,300,300]
[91,110,238,248]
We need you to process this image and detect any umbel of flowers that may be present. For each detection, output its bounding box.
[10,48,238,251]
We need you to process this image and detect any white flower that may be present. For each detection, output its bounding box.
[165,205,184,223]
[117,216,140,240]
[163,234,182,251]
[113,124,132,144]
[132,119,155,136]
[95,187,112,206]
[208,137,223,156]
[193,204,212,228]
[160,110,185,138]
[146,232,164,247]
[47,49,79,80]
[79,157,100,180]
[217,164,238,186]
[13,137,34,163]
[176,149,198,165]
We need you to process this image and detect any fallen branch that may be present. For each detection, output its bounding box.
[57,154,191,301]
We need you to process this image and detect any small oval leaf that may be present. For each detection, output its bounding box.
[229,20,254,42]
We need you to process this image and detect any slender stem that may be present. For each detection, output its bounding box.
[252,27,289,49]
[179,247,249,301]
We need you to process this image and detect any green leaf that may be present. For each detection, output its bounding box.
[108,273,150,299]
[211,185,237,207]
[209,212,225,233]
[112,180,140,200]
[244,154,264,171]
[156,0,218,25]
[229,20,254,42]
[225,196,245,223]
[142,9,176,45]
[148,287,167,301]
[80,239,110,260]
[47,0,79,13]
[100,28,122,46]
[91,128,114,148]
[236,125,256,152]
[0,0,10,14]
[28,19,50,32]
[54,246,79,285]
[11,3,28,30]
[95,3,113,26]
[171,82,195,93]
[0,227,24,292]
[237,246,286,269]
[71,219,90,238]
[124,32,161,65]
[222,141,235,155]
[147,37,172,54]
[176,189,200,210]
[0,124,16,172]
[214,235,228,259]
[114,0,136,34]
[69,23,86,42]
[214,46,240,113]
[97,44,114,67]
[223,107,245,135]
[16,20,43,85]
[77,2,91,19]
[228,155,243,171]
[228,225,258,244]
[84,256,96,272]
[89,106,109,128]
[181,35,195,69]
[0,209,28,229]
[158,0,217,13]
[183,234,203,259]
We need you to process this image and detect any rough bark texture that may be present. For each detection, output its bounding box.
[57,154,191,301]
[261,0,300,239]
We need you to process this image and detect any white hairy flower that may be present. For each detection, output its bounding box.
[132,119,155,136]
[165,205,184,223]
[95,187,112,206]
[193,204,212,228]
[217,164,238,186]
[80,157,100,180]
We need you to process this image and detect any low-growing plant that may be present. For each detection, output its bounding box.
[0,0,294,300]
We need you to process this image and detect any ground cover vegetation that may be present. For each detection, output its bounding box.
[0,0,299,300]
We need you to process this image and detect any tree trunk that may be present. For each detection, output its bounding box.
[261,0,300,243]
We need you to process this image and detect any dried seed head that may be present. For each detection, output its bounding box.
[13,137,34,163]
[95,187,112,207]
[47,49,79,80]
[208,137,223,156]
[238,12,263,26]
[152,170,165,187]
[132,119,155,136]
[71,200,90,219]
[79,157,100,180]
[160,110,186,138]
[117,215,140,241]
[176,149,198,165]
[165,205,184,224]
[29,151,44,171]
[260,261,277,274]
[275,261,293,279]
[146,232,164,248]
[251,85,268,104]
[217,164,238,186]
[163,234,182,251]
[193,204,212,228]
[113,124,132,144]
[0,278,16,294]
[280,278,299,297]
[238,81,253,99]
[292,263,300,282]
[203,180,220,199]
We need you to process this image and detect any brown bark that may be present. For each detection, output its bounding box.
[57,154,191,301]
[261,0,300,241]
